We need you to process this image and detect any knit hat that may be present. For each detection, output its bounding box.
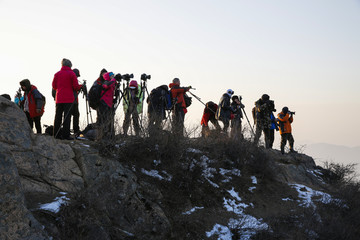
[226,89,234,96]
[73,68,80,77]
[20,79,31,91]
[282,107,289,114]
[129,80,138,89]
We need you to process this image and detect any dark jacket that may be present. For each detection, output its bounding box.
[231,101,244,120]
[254,98,275,128]
[216,93,231,121]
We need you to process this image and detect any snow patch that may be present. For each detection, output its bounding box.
[182,206,204,215]
[248,186,256,193]
[207,188,268,239]
[251,176,257,184]
[38,192,70,213]
[141,169,172,181]
[79,143,90,148]
[187,148,202,154]
[219,168,241,182]
[289,183,332,208]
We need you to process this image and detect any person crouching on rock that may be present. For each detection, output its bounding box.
[19,79,45,134]
[277,106,296,154]
[201,101,221,137]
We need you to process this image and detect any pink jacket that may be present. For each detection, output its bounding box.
[100,73,116,108]
[52,66,82,103]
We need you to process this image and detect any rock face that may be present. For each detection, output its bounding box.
[0,96,171,239]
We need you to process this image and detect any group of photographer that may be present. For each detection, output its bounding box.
[8,57,295,153]
[201,91,296,154]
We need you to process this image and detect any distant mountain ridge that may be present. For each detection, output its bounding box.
[304,142,360,176]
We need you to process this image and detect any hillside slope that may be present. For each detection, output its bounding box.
[1,96,359,240]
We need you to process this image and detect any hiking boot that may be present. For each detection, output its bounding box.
[290,149,297,154]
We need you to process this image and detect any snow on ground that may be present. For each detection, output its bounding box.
[289,183,332,208]
[219,168,241,183]
[306,169,325,183]
[141,169,172,181]
[207,188,268,239]
[38,192,70,213]
[187,148,203,154]
[79,143,90,148]
[249,176,258,192]
[182,206,204,215]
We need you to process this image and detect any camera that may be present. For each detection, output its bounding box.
[114,73,134,82]
[141,73,151,81]
[289,111,296,115]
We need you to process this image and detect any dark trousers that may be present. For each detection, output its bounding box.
[269,129,275,148]
[221,118,230,133]
[97,102,114,140]
[230,118,242,139]
[254,125,271,148]
[281,133,295,154]
[148,112,163,137]
[54,103,73,139]
[123,104,140,136]
[72,103,80,133]
[25,112,42,133]
[172,106,185,136]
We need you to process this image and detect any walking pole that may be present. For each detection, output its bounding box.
[241,108,255,137]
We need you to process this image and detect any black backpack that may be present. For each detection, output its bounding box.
[88,81,104,110]
[148,85,171,112]
[184,93,192,108]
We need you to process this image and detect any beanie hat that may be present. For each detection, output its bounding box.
[108,72,114,78]
[226,89,234,97]
[129,80,138,89]
[282,107,289,114]
[232,95,239,101]
[261,94,270,101]
[20,79,31,91]
[73,68,80,77]
[61,58,72,68]
[173,78,180,83]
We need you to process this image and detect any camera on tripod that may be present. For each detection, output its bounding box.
[289,111,296,115]
[114,73,134,82]
[140,73,151,81]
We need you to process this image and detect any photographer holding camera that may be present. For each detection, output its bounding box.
[97,71,116,141]
[169,78,191,136]
[253,94,276,148]
[123,79,143,136]
[230,95,245,140]
[277,106,296,154]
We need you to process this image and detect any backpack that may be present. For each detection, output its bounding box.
[184,93,192,108]
[164,90,173,110]
[88,81,104,110]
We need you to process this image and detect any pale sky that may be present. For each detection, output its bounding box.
[1,0,359,147]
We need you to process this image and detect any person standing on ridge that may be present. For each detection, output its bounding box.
[97,71,116,141]
[52,58,83,140]
[19,79,45,134]
[71,68,81,136]
[201,101,221,137]
[253,94,276,148]
[277,106,296,154]
[169,78,191,136]
[215,89,234,134]
[230,95,245,139]
[123,80,143,136]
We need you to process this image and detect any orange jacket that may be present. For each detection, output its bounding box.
[169,82,189,112]
[277,112,293,134]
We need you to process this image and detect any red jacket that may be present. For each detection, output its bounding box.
[100,73,116,108]
[169,82,189,113]
[26,85,44,118]
[52,66,82,103]
[201,103,218,126]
